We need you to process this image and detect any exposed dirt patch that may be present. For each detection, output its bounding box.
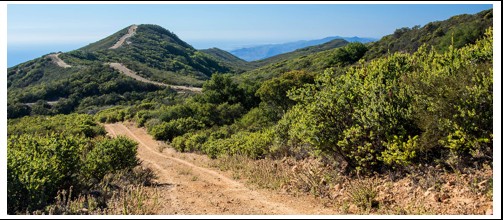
[104,122,338,215]
[47,53,71,68]
[110,25,138,49]
[104,122,494,215]
[108,63,202,93]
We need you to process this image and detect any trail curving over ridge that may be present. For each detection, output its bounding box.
[110,25,138,49]
[108,62,202,93]
[47,53,71,68]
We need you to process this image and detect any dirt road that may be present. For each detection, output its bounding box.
[108,63,202,93]
[104,122,337,215]
[110,25,138,49]
[47,53,71,68]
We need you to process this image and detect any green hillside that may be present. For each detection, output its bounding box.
[60,24,234,86]
[7,8,494,215]
[364,9,493,60]
[79,26,130,51]
[200,47,255,72]
[251,38,349,67]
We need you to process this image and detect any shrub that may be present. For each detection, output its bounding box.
[149,117,205,141]
[84,136,139,180]
[8,134,88,213]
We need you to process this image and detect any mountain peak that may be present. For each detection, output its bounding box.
[79,24,193,52]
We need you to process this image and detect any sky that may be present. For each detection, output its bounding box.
[4,2,494,67]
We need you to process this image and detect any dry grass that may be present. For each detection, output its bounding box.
[212,154,493,215]
[101,185,161,215]
[157,141,170,153]
[33,165,162,215]
[212,154,290,190]
[346,178,379,211]
[177,167,193,176]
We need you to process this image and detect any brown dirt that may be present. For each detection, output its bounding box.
[47,53,71,68]
[104,122,338,215]
[108,63,202,93]
[110,25,138,49]
[104,122,494,215]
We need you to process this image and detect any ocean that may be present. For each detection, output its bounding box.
[7,44,85,68]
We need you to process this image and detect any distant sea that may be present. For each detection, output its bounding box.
[7,44,85,68]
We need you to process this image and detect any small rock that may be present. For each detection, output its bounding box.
[349,204,358,212]
[291,165,298,172]
[330,192,340,199]
[486,208,493,215]
[425,191,439,202]
[440,193,450,201]
[478,180,488,188]
[334,183,341,191]
[281,157,287,163]
[424,191,431,197]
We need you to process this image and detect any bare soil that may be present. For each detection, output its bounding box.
[110,25,138,49]
[47,53,71,68]
[104,122,336,215]
[104,122,494,215]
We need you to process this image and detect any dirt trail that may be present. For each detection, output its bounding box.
[22,100,59,107]
[104,122,338,215]
[47,53,71,68]
[106,24,203,93]
[108,62,202,93]
[110,25,138,49]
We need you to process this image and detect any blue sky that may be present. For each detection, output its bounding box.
[5,3,495,67]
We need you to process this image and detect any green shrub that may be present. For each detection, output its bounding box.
[280,28,493,173]
[149,117,205,141]
[8,134,88,213]
[84,136,139,180]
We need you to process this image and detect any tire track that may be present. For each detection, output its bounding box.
[104,122,306,214]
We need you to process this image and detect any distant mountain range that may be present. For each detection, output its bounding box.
[229,36,377,61]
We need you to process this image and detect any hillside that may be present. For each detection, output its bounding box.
[230,36,375,61]
[60,24,234,86]
[7,8,495,215]
[250,38,349,67]
[236,40,364,83]
[7,24,238,119]
[364,8,493,60]
[200,47,255,72]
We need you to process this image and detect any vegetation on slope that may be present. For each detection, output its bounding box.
[8,62,174,119]
[6,9,494,215]
[200,47,255,72]
[60,24,234,86]
[105,27,492,176]
[364,9,492,60]
[7,114,154,214]
[237,41,367,83]
[251,38,349,67]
